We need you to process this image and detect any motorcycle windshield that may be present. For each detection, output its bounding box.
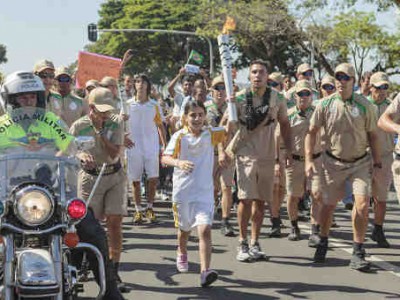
[0,107,78,202]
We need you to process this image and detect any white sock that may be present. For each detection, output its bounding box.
[135,204,141,212]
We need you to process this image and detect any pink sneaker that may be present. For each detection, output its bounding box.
[200,269,218,287]
[176,253,189,272]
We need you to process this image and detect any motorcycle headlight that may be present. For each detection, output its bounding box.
[14,186,54,226]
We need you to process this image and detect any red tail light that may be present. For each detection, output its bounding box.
[67,199,87,219]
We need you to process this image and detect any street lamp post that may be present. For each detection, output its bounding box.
[88,24,214,75]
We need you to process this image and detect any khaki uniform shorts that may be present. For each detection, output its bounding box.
[372,153,393,202]
[235,156,274,202]
[78,168,127,218]
[322,153,371,205]
[286,156,323,197]
[213,155,235,189]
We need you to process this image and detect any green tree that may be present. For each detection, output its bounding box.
[88,0,214,84]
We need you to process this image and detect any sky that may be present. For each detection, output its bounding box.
[0,0,104,75]
[0,0,399,81]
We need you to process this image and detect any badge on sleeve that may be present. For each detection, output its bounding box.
[69,101,77,111]
[351,106,359,117]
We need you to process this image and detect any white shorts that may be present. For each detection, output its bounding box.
[172,201,214,232]
[127,150,159,181]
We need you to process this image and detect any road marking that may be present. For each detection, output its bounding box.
[298,224,400,278]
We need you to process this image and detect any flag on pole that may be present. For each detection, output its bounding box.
[222,16,236,34]
[188,50,204,65]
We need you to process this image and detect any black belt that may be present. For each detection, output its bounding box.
[292,152,321,161]
[325,151,367,163]
[83,160,122,176]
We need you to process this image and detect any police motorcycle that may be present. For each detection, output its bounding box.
[0,72,106,299]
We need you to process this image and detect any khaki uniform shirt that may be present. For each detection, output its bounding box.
[382,95,400,153]
[287,106,321,156]
[58,93,88,128]
[235,88,287,160]
[367,96,394,156]
[69,116,123,166]
[310,92,377,161]
[46,91,63,117]
[205,100,226,127]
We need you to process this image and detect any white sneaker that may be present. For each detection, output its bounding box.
[236,240,252,262]
[249,241,266,260]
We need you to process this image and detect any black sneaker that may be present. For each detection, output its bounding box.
[288,227,301,241]
[268,218,281,238]
[308,234,320,248]
[371,227,390,248]
[350,249,371,271]
[221,223,236,237]
[313,239,328,263]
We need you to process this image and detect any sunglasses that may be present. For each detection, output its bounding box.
[335,73,351,81]
[302,70,313,77]
[38,72,55,79]
[374,84,389,91]
[213,85,225,91]
[322,84,335,91]
[297,90,311,97]
[268,81,279,87]
[57,76,71,83]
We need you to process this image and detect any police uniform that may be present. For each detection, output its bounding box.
[232,88,287,201]
[310,92,377,203]
[70,115,127,218]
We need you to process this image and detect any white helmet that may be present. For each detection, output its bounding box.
[0,71,45,109]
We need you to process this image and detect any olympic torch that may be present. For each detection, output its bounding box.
[218,17,237,122]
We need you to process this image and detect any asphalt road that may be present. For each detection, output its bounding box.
[81,191,400,299]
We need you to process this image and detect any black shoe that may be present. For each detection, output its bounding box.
[350,249,371,271]
[313,239,328,263]
[345,202,353,210]
[268,218,281,238]
[221,223,236,237]
[288,227,301,241]
[308,234,321,248]
[371,227,390,248]
[114,263,129,293]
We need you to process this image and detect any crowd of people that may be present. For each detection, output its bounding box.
[1,55,399,296]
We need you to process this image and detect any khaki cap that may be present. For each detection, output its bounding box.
[33,59,55,73]
[269,72,284,84]
[297,63,312,74]
[100,76,117,87]
[335,63,355,77]
[88,87,115,112]
[55,66,71,78]
[295,79,312,93]
[211,75,224,87]
[321,75,335,86]
[370,72,390,87]
[85,79,99,89]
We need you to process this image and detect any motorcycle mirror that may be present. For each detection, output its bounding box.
[75,136,95,151]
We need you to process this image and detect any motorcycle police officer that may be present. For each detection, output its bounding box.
[0,71,124,300]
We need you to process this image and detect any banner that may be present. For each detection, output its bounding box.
[76,51,122,89]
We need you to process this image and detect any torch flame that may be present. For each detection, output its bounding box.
[222,16,236,34]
